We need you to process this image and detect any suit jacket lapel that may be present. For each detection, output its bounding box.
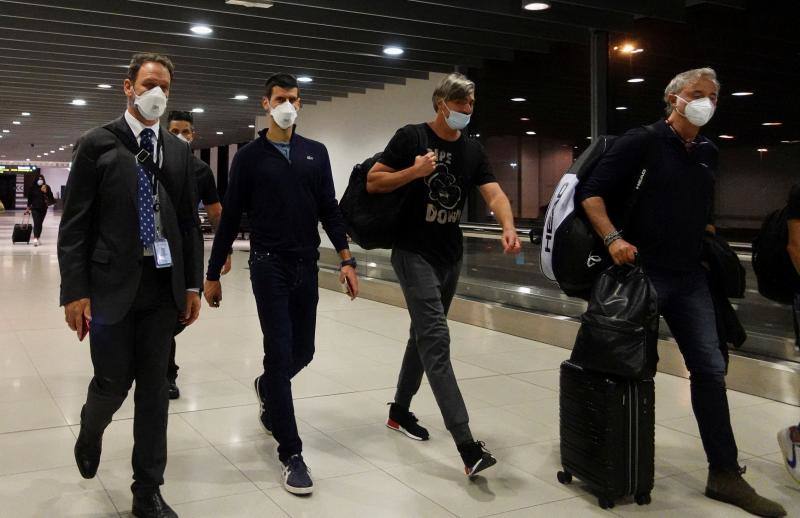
[105,116,139,206]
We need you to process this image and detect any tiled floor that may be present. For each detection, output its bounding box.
[0,211,798,517]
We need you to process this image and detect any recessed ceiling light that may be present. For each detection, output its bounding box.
[526,131,537,135]
[631,48,644,53]
[216,131,224,135]
[757,148,768,152]
[780,140,800,144]
[762,122,782,126]
[71,99,87,106]
[97,84,112,89]
[383,46,404,56]
[616,106,627,110]
[43,153,48,156]
[36,155,41,158]
[475,133,481,137]
[510,162,518,167]
[50,150,55,153]
[191,107,205,113]
[511,97,526,102]
[520,117,530,121]
[59,147,65,151]
[732,91,753,96]
[233,94,249,100]
[621,43,635,53]
[627,78,645,83]
[248,124,255,128]
[21,112,30,116]
[297,76,313,83]
[190,25,213,35]
[2,129,9,133]
[523,2,551,10]
[69,144,74,147]
[225,0,274,7]
[12,121,21,125]
[719,135,735,139]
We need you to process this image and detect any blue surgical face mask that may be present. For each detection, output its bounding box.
[442,102,471,130]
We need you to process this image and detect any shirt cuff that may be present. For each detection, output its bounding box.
[186,288,200,293]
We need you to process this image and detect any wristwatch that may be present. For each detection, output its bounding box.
[340,257,357,270]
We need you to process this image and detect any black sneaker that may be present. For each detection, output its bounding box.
[386,403,429,441]
[458,440,497,477]
[168,380,180,400]
[253,375,272,435]
[282,454,313,495]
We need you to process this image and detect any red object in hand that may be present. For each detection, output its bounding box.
[79,316,90,341]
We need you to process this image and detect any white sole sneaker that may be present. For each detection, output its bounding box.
[777,427,800,485]
[282,463,314,495]
[386,419,425,441]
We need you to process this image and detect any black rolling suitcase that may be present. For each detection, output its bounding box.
[12,214,32,244]
[557,360,654,510]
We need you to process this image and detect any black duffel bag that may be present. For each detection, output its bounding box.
[570,262,659,380]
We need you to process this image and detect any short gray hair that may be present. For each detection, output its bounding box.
[432,73,475,112]
[663,67,720,115]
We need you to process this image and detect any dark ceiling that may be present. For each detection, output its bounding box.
[1,0,793,164]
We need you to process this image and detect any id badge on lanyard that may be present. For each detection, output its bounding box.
[151,183,173,269]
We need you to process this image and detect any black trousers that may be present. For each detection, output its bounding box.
[81,259,178,496]
[31,207,46,238]
[167,325,184,382]
[250,251,318,463]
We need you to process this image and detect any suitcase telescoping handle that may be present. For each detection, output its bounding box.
[19,211,30,225]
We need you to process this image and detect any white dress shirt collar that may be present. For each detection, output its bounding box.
[124,109,160,144]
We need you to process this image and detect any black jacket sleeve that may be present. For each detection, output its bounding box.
[317,145,349,252]
[177,146,203,291]
[577,129,650,203]
[207,152,246,281]
[57,135,99,305]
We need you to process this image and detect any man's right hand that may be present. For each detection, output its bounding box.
[204,280,222,308]
[608,239,639,265]
[64,298,91,338]
[413,152,437,179]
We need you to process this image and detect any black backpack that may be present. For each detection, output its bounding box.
[339,124,428,250]
[752,207,798,304]
[570,262,660,380]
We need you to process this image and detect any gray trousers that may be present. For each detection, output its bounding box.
[391,248,472,445]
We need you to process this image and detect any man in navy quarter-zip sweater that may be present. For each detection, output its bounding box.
[203,73,359,496]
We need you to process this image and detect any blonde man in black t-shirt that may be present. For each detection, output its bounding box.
[367,73,521,478]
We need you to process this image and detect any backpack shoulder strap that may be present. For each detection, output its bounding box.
[411,123,430,155]
[102,125,160,177]
[620,124,661,231]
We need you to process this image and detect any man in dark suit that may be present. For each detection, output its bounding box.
[58,53,203,518]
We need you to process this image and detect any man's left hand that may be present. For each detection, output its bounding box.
[502,228,522,255]
[339,265,359,300]
[181,291,201,326]
[221,254,233,275]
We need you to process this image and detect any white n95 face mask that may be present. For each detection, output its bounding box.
[134,86,168,120]
[271,101,298,129]
[676,96,715,127]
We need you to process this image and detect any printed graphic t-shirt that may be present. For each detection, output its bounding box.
[379,123,496,267]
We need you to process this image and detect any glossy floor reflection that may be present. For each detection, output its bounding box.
[0,211,798,517]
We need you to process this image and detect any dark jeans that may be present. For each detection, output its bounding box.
[391,248,472,445]
[31,208,46,238]
[647,265,739,472]
[250,251,318,463]
[81,259,177,496]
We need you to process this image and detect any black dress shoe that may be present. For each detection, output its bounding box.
[168,380,180,400]
[132,492,178,518]
[74,428,102,479]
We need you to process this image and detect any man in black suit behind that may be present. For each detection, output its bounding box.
[58,53,203,518]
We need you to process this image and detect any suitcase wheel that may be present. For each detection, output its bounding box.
[556,471,572,485]
[635,493,652,506]
[598,496,615,509]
